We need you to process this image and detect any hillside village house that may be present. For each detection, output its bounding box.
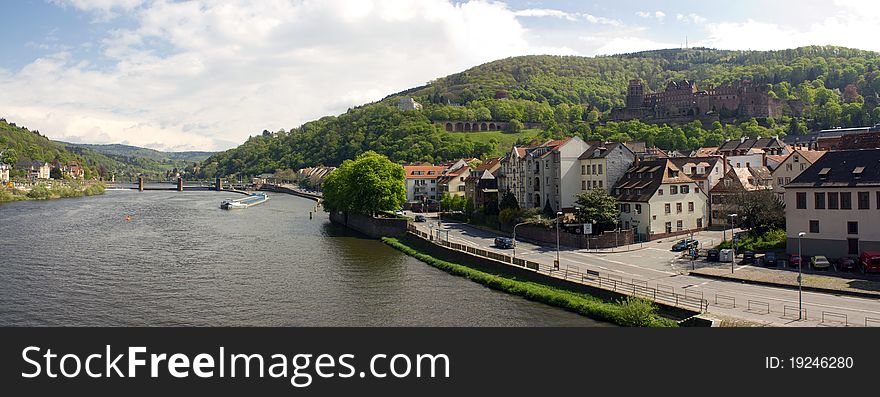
[436,159,473,197]
[717,137,789,172]
[403,165,445,203]
[784,149,880,258]
[667,156,725,193]
[613,159,708,241]
[709,166,773,226]
[0,163,9,184]
[62,161,85,179]
[523,136,590,212]
[770,149,826,199]
[464,158,502,210]
[578,142,635,193]
[16,161,51,180]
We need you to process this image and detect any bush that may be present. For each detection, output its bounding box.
[716,228,786,251]
[616,297,660,327]
[26,185,52,199]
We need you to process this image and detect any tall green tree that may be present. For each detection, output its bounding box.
[499,189,519,210]
[574,188,620,233]
[322,151,406,215]
[733,189,785,234]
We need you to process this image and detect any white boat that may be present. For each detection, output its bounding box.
[220,193,269,210]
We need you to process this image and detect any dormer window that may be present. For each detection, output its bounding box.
[853,167,864,179]
[818,167,831,181]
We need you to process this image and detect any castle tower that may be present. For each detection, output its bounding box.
[626,79,644,109]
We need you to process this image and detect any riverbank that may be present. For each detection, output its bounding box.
[381,237,677,327]
[0,182,105,203]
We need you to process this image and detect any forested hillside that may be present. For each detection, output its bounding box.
[201,46,880,178]
[0,119,195,180]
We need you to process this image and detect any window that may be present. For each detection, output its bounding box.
[581,165,585,175]
[848,221,859,235]
[592,164,597,174]
[697,218,703,228]
[681,185,689,194]
[785,177,791,184]
[676,220,683,231]
[800,163,806,171]
[676,203,682,213]
[814,192,825,209]
[665,222,672,233]
[796,192,807,209]
[688,202,694,212]
[777,177,784,186]
[658,188,663,196]
[457,185,465,192]
[670,185,678,195]
[598,164,603,175]
[828,192,838,210]
[841,192,852,210]
[635,204,642,214]
[809,220,820,233]
[858,192,870,210]
[582,180,586,190]
[786,164,793,171]
[665,203,671,214]
[598,181,603,188]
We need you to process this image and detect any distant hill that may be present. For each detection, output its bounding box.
[0,119,205,180]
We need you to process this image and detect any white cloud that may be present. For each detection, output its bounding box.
[585,36,678,56]
[2,0,576,151]
[676,13,707,24]
[514,8,622,26]
[635,10,666,21]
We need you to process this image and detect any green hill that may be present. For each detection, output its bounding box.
[0,119,200,180]
[164,46,880,177]
[68,143,213,163]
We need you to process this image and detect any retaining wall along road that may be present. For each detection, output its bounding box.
[329,211,408,239]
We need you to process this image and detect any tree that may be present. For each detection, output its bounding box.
[322,151,406,216]
[542,199,555,219]
[574,188,619,233]
[274,168,296,183]
[505,119,524,134]
[733,189,785,234]
[1,148,17,165]
[499,189,519,210]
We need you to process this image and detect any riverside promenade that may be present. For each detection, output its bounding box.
[412,219,880,327]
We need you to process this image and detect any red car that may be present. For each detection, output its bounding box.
[789,254,802,268]
[860,251,880,273]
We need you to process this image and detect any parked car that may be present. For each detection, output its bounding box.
[394,210,404,216]
[860,251,880,274]
[811,255,832,270]
[789,254,802,268]
[764,252,778,267]
[672,239,699,252]
[414,214,426,222]
[494,237,514,249]
[706,249,720,262]
[837,257,856,272]
[742,251,756,264]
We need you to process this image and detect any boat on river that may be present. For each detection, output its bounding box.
[220,192,269,210]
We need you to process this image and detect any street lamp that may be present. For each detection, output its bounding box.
[728,213,738,274]
[555,211,563,270]
[512,221,532,259]
[798,231,805,320]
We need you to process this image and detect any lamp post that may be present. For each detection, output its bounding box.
[512,221,531,259]
[798,231,805,320]
[555,211,563,270]
[728,213,738,274]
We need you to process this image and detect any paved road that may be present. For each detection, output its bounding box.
[412,218,880,327]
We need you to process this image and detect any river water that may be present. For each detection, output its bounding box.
[0,190,607,326]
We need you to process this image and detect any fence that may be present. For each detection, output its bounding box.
[821,311,848,326]
[746,300,770,314]
[782,305,807,320]
[407,227,708,313]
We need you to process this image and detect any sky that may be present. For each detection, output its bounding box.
[2,0,880,151]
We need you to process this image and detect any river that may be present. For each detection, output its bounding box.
[0,189,608,326]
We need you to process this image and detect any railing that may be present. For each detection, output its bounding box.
[407,229,708,313]
[821,311,848,326]
[783,305,806,320]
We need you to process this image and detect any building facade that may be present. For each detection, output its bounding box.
[709,166,773,226]
[523,137,590,212]
[578,142,635,194]
[403,165,445,203]
[667,156,724,193]
[770,149,826,199]
[613,159,708,241]
[0,163,9,184]
[784,149,880,258]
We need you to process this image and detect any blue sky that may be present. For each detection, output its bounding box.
[1,0,878,151]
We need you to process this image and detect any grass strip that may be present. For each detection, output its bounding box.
[382,237,678,327]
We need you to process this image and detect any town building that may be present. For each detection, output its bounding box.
[437,165,470,197]
[63,161,85,179]
[717,136,789,172]
[578,142,635,193]
[782,125,880,151]
[770,149,826,199]
[610,79,782,123]
[0,163,9,184]
[464,158,502,210]
[397,97,422,111]
[613,159,708,241]
[708,166,773,226]
[297,166,337,189]
[522,137,590,212]
[667,156,725,193]
[16,161,50,180]
[784,149,880,257]
[497,143,537,208]
[403,165,445,203]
